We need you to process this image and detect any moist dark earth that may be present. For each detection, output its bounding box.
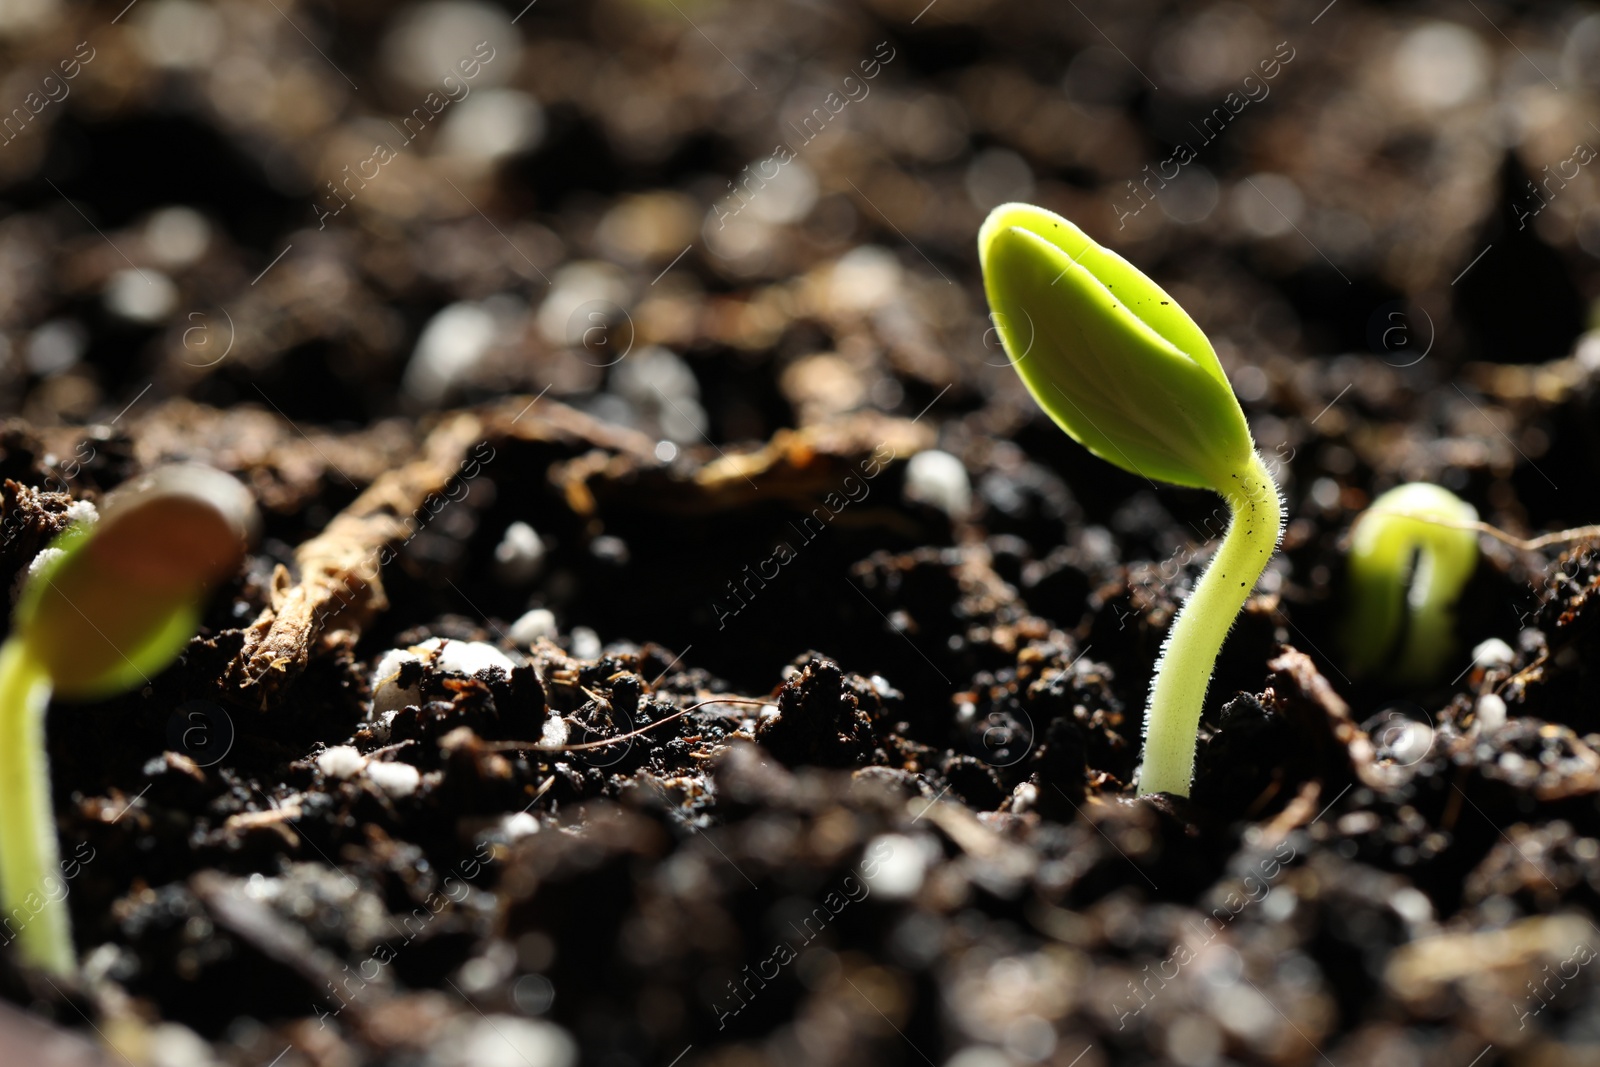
[2,1,1600,1065]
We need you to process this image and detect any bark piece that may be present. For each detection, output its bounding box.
[229,412,487,701]
[225,396,660,705]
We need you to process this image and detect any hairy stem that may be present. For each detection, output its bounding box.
[0,637,72,974]
[1138,451,1283,797]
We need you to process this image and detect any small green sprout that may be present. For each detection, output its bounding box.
[1,464,256,974]
[978,203,1283,798]
[1340,482,1478,684]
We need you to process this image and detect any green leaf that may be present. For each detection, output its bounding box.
[15,465,257,701]
[979,202,1254,492]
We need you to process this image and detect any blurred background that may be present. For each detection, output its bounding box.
[0,0,1595,427]
[5,3,1600,1065]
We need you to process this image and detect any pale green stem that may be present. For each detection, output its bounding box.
[1138,451,1283,797]
[0,636,73,974]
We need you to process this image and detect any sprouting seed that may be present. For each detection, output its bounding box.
[979,202,1284,798]
[1340,482,1479,684]
[0,464,256,974]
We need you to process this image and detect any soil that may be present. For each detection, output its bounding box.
[2,2,1600,1066]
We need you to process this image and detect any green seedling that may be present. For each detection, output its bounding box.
[1340,482,1478,684]
[978,202,1283,798]
[0,464,256,974]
